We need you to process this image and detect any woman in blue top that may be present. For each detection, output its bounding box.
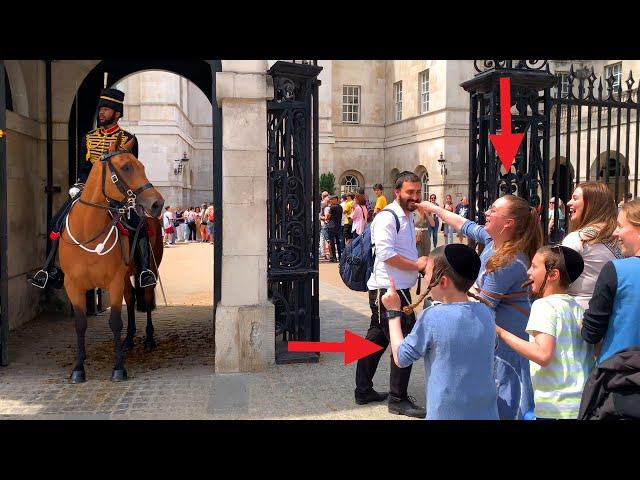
[418,195,543,419]
[582,200,640,363]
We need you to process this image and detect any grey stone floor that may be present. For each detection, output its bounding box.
[0,245,424,420]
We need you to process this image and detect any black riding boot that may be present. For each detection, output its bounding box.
[135,238,157,288]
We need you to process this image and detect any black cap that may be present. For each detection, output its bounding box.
[443,244,481,281]
[558,246,584,284]
[98,88,125,115]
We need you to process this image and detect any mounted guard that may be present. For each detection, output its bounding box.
[31,88,157,290]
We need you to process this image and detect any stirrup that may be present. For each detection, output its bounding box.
[30,269,49,289]
[139,270,157,288]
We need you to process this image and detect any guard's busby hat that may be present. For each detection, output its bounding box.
[97,88,125,115]
[443,244,481,281]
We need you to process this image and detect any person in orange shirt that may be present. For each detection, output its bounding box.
[373,183,388,216]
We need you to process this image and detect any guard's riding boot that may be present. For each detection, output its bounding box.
[136,238,157,288]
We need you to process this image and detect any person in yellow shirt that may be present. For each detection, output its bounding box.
[342,193,355,245]
[373,183,388,215]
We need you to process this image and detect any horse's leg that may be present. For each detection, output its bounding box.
[144,310,156,352]
[66,282,89,384]
[123,275,136,351]
[143,287,156,352]
[107,277,127,381]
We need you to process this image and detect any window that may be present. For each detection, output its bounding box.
[393,81,402,122]
[421,172,429,200]
[556,72,570,99]
[342,85,360,124]
[605,62,622,90]
[340,175,359,196]
[419,70,430,113]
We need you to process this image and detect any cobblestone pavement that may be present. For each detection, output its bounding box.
[0,242,425,419]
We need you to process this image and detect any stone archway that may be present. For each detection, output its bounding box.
[590,151,629,202]
[549,156,575,204]
[2,59,278,374]
[66,60,222,319]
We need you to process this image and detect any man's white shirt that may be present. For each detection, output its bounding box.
[367,200,419,291]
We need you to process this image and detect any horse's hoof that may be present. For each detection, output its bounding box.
[144,339,157,352]
[111,368,128,382]
[123,338,135,352]
[70,370,86,384]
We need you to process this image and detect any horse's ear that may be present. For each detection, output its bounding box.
[108,139,117,152]
[122,135,136,153]
[115,131,123,149]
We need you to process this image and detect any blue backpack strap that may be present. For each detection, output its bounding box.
[379,208,400,233]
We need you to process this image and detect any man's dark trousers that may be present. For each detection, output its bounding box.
[355,287,416,400]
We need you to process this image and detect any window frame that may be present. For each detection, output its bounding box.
[421,172,429,200]
[342,85,361,124]
[393,81,403,122]
[605,62,622,91]
[419,69,430,114]
[340,174,359,196]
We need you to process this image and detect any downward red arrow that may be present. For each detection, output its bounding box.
[288,330,383,365]
[489,77,525,172]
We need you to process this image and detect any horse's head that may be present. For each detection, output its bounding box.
[100,133,165,218]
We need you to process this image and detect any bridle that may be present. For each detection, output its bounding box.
[63,149,155,261]
[78,149,154,217]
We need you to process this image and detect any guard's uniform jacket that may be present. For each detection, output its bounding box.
[77,125,138,183]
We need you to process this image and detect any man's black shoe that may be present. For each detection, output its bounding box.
[388,395,426,418]
[355,389,389,405]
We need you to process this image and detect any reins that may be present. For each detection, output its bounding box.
[61,149,154,264]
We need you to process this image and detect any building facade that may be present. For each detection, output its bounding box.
[116,71,214,209]
[317,60,640,205]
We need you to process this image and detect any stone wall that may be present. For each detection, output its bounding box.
[214,61,275,373]
[117,71,213,210]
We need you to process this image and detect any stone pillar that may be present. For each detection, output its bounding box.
[214,61,275,373]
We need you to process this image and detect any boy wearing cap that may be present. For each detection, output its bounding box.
[382,244,499,420]
[495,245,594,419]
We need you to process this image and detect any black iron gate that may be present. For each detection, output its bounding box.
[0,60,8,366]
[267,61,322,364]
[462,60,639,241]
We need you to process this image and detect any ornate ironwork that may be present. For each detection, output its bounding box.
[474,60,550,74]
[463,61,639,246]
[267,61,322,364]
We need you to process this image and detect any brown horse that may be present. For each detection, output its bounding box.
[59,134,164,383]
[122,216,164,352]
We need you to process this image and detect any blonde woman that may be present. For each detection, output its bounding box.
[563,182,624,311]
[419,194,543,420]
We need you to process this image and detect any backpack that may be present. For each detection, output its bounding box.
[339,208,400,291]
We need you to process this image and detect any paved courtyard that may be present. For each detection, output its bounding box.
[0,241,426,419]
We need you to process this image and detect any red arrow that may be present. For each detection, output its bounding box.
[489,77,525,172]
[288,330,383,365]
